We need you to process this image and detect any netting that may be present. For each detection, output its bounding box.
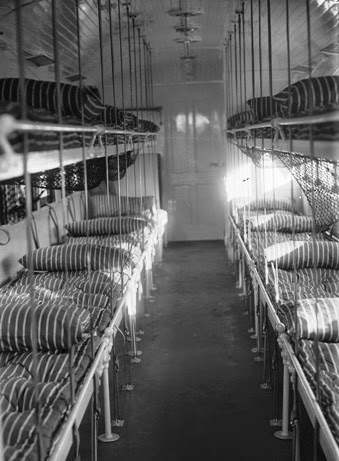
[237,143,339,231]
[2,150,139,190]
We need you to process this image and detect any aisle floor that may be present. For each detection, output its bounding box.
[81,240,294,461]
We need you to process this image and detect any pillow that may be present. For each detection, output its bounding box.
[89,195,156,218]
[246,95,281,121]
[273,76,339,115]
[137,119,160,133]
[265,241,339,270]
[0,297,90,352]
[15,272,65,291]
[296,268,339,284]
[1,381,69,455]
[0,284,53,302]
[0,337,92,383]
[19,243,130,272]
[96,105,119,125]
[0,78,105,122]
[240,198,294,212]
[248,214,313,233]
[0,376,69,413]
[65,217,147,236]
[227,110,252,129]
[53,270,114,295]
[118,110,138,130]
[286,298,339,342]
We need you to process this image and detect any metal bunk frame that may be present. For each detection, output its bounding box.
[229,216,339,461]
[0,115,154,182]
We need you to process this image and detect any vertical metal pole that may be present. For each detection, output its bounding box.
[274,364,292,440]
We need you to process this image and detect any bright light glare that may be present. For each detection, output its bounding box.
[261,167,292,193]
[175,112,210,134]
[225,163,251,202]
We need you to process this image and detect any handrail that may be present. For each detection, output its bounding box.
[280,333,339,461]
[225,110,339,134]
[48,239,151,461]
[0,114,156,137]
[230,214,339,460]
[229,216,285,332]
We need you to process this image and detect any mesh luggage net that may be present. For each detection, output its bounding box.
[2,150,138,190]
[234,143,339,232]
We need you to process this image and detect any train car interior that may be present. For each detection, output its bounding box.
[0,0,338,460]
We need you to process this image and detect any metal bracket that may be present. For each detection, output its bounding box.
[251,347,264,354]
[122,384,134,391]
[130,356,141,364]
[260,382,272,391]
[270,418,282,427]
[112,419,125,427]
[254,355,264,362]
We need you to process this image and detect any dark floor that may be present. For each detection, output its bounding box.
[79,241,298,460]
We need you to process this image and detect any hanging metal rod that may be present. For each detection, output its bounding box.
[0,115,156,137]
[225,111,339,134]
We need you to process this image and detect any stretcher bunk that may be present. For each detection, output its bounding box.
[0,197,163,459]
[229,215,339,461]
[0,1,166,459]
[0,86,165,461]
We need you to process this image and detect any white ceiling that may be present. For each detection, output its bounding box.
[0,0,338,107]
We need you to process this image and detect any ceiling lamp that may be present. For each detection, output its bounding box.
[167,0,203,17]
[180,42,195,82]
[174,24,199,33]
[174,35,201,44]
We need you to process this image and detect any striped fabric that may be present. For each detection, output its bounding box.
[19,243,130,272]
[68,236,142,267]
[324,281,339,296]
[0,297,90,352]
[0,78,105,122]
[299,340,339,377]
[280,298,339,342]
[10,129,81,153]
[2,379,70,459]
[54,270,115,296]
[296,268,331,284]
[65,218,147,236]
[118,110,138,130]
[249,213,313,233]
[89,195,156,219]
[0,376,69,414]
[227,110,253,129]
[137,119,160,133]
[96,105,119,125]
[0,338,92,383]
[15,272,65,291]
[0,284,53,302]
[298,340,339,443]
[238,198,294,212]
[246,95,281,121]
[265,241,339,270]
[273,76,339,115]
[275,282,331,306]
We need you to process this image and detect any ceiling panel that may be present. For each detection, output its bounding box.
[0,1,337,105]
